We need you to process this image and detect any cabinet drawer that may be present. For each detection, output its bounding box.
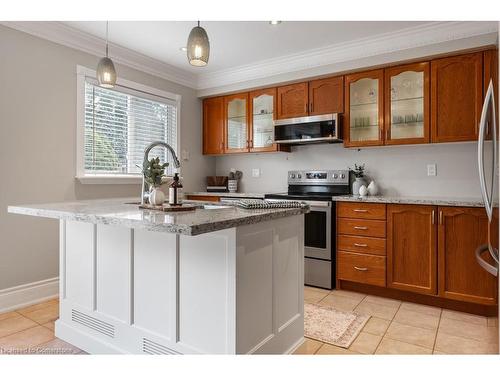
[337,235,386,256]
[338,251,386,287]
[337,202,386,220]
[338,218,386,238]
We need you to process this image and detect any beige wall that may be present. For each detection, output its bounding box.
[0,25,214,289]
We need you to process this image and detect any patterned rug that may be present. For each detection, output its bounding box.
[304,303,370,348]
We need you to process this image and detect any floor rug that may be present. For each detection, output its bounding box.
[304,303,370,348]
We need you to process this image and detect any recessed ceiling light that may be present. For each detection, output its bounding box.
[269,21,282,25]
[180,46,187,52]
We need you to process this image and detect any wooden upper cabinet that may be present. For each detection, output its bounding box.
[431,52,483,143]
[249,88,279,152]
[438,207,497,305]
[224,93,250,154]
[385,62,430,145]
[344,69,384,147]
[276,82,308,119]
[309,76,344,115]
[203,97,225,155]
[387,204,437,295]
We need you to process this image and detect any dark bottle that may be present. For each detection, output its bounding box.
[169,173,183,206]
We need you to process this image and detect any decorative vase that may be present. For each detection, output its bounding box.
[367,181,379,196]
[149,187,165,205]
[352,177,366,196]
[359,185,368,197]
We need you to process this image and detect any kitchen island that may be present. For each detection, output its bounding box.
[8,199,308,354]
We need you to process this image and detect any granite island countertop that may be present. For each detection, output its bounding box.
[8,198,309,236]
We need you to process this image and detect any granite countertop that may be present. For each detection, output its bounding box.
[185,191,266,198]
[331,195,486,207]
[7,198,309,236]
[187,191,486,208]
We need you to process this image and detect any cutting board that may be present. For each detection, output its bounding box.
[139,203,197,212]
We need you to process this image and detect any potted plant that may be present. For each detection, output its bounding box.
[350,163,366,196]
[143,157,169,205]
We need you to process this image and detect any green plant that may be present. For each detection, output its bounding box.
[351,163,365,178]
[142,157,169,188]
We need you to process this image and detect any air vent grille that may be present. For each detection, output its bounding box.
[71,309,115,338]
[142,338,179,355]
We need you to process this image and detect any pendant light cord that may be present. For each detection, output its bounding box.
[105,21,109,57]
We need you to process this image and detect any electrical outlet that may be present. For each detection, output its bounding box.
[252,168,261,178]
[427,164,437,177]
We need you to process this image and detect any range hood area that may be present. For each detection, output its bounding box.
[274,113,342,145]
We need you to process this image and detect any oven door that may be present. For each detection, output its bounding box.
[303,201,332,260]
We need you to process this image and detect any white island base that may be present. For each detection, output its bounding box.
[55,215,304,354]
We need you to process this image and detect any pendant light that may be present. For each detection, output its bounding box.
[96,21,117,88]
[187,21,210,67]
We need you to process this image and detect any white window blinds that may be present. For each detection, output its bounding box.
[84,80,178,176]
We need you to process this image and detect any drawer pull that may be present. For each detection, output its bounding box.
[354,226,368,230]
[354,266,368,271]
[353,209,368,213]
[354,243,368,247]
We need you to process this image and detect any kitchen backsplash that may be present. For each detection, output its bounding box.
[215,141,491,198]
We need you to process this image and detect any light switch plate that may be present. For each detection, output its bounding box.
[252,168,260,178]
[427,164,437,176]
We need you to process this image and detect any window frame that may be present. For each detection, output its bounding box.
[76,65,182,184]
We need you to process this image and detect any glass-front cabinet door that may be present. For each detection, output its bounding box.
[385,62,430,145]
[345,70,384,147]
[224,93,249,153]
[249,88,277,152]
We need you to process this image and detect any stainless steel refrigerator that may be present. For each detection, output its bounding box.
[476,68,499,348]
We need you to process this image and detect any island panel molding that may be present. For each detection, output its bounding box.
[55,216,304,354]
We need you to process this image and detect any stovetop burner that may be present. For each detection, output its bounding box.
[264,193,347,201]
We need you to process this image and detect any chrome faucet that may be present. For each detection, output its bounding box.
[141,141,181,204]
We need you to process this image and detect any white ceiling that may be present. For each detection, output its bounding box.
[63,21,431,74]
[4,21,497,92]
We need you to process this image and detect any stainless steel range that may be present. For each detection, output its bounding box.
[265,170,350,289]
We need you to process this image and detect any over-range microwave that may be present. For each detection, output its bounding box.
[274,113,342,145]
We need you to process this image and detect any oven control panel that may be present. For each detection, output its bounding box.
[287,170,349,185]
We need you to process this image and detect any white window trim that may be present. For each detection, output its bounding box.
[75,65,182,185]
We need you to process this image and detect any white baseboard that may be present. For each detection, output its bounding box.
[0,277,59,313]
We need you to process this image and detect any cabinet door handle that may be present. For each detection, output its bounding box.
[354,266,368,271]
[432,210,435,225]
[354,226,368,230]
[354,209,368,213]
[439,210,443,225]
[354,243,368,247]
[305,103,308,113]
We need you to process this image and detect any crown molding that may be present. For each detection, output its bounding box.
[2,21,497,93]
[0,21,198,89]
[197,21,498,91]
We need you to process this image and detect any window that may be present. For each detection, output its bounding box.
[76,66,180,184]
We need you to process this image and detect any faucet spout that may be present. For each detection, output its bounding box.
[141,141,181,204]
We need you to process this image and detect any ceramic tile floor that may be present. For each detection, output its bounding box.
[0,298,83,355]
[1,291,498,355]
[294,286,500,355]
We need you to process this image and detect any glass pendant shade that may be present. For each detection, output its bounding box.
[97,21,117,88]
[96,56,117,88]
[187,22,210,67]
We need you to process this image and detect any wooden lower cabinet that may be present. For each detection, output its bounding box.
[185,195,220,202]
[387,204,437,295]
[438,207,498,305]
[337,251,386,287]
